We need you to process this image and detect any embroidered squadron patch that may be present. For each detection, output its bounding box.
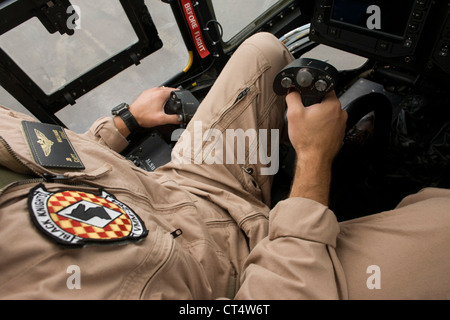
[28,184,148,247]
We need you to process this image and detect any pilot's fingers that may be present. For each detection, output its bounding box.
[159,86,178,93]
[163,113,182,125]
[320,90,341,110]
[286,90,304,108]
[285,90,305,121]
[320,91,348,124]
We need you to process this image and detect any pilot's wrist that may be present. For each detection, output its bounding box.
[113,115,132,138]
[290,156,332,206]
[111,103,140,138]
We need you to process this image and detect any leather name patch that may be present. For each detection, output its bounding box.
[22,121,85,169]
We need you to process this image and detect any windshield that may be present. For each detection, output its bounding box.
[0,0,138,95]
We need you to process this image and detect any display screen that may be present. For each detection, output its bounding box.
[331,0,416,38]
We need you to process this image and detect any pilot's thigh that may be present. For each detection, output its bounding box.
[193,32,293,131]
[167,32,294,206]
[335,188,450,300]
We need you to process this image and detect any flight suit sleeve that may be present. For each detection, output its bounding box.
[82,117,129,153]
[234,198,348,300]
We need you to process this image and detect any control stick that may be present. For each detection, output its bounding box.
[274,58,339,106]
[164,89,200,124]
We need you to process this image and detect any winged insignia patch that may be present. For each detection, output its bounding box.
[34,129,54,157]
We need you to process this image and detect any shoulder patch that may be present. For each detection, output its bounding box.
[28,184,148,247]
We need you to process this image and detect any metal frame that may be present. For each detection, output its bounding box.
[0,0,163,126]
[0,0,315,126]
[160,0,314,88]
[160,0,228,89]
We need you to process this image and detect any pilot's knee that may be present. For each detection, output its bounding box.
[243,32,294,68]
[245,32,279,46]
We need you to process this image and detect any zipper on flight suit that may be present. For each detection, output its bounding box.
[231,87,258,181]
[235,87,250,104]
[0,136,81,195]
[0,136,41,177]
[0,136,76,183]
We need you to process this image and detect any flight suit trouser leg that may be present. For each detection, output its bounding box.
[159,33,450,300]
[336,188,450,299]
[159,32,294,250]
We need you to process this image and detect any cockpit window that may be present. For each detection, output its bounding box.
[0,0,188,133]
[0,0,138,95]
[211,0,280,42]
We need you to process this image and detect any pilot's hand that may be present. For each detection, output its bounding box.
[130,87,182,128]
[286,90,347,168]
[114,87,181,137]
[286,90,347,205]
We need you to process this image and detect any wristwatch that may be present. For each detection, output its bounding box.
[111,103,140,132]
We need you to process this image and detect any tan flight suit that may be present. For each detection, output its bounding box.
[0,33,449,300]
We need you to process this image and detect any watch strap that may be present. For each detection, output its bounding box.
[119,108,140,132]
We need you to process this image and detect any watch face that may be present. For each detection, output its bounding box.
[112,103,129,115]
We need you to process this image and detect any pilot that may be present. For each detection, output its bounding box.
[0,32,449,300]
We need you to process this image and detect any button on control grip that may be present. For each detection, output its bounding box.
[274,58,339,106]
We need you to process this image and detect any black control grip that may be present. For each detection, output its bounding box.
[274,58,339,106]
[164,91,183,115]
[163,89,200,124]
